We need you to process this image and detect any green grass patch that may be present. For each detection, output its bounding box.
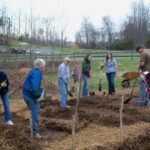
[44,57,140,93]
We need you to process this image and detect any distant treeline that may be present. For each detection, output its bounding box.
[0,0,149,50]
[75,0,150,50]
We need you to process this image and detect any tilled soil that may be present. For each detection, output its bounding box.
[40,95,150,129]
[0,113,41,150]
[1,92,150,150]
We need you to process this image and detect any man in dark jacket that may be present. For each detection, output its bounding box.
[0,71,14,125]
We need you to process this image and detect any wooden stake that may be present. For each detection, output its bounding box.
[72,114,76,150]
[0,104,1,119]
[120,96,124,144]
[75,76,82,128]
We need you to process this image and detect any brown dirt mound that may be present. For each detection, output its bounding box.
[0,125,41,150]
[8,69,29,99]
[116,131,150,150]
[44,81,59,95]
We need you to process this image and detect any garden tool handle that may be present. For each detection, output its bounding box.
[90,77,93,90]
[130,68,140,96]
[75,75,82,112]
[41,79,45,89]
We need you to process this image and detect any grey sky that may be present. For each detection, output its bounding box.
[2,0,150,41]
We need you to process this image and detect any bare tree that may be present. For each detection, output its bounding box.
[101,16,115,47]
[75,17,98,48]
[121,0,150,46]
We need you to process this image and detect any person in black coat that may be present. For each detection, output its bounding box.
[0,71,14,125]
[82,54,92,96]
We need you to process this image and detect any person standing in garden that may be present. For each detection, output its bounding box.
[102,52,118,96]
[0,71,14,125]
[71,61,80,95]
[22,58,46,139]
[82,54,92,96]
[58,57,72,109]
[135,45,150,106]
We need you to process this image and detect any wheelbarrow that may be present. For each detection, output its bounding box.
[121,71,141,104]
[121,72,141,88]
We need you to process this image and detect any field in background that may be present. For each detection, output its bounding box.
[45,57,140,93]
[0,50,140,92]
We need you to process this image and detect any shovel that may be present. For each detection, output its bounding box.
[99,65,103,92]
[89,78,95,96]
[66,85,73,97]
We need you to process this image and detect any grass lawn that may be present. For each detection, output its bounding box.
[45,56,140,92]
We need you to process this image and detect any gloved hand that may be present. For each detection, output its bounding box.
[100,64,104,70]
[63,79,68,85]
[37,89,45,102]
[0,80,7,88]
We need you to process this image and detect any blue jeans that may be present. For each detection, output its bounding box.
[106,72,116,95]
[138,80,149,106]
[1,93,12,122]
[23,94,40,135]
[58,78,68,108]
[82,75,89,96]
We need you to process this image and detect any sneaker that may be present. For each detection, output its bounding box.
[34,133,42,139]
[6,120,14,125]
[65,105,70,109]
[108,94,112,99]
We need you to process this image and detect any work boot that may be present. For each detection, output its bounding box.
[34,133,42,139]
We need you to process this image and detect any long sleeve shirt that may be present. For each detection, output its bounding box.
[82,61,91,77]
[0,71,9,96]
[23,68,43,98]
[58,63,70,84]
[104,58,117,73]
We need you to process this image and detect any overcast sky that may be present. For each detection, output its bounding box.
[1,0,150,41]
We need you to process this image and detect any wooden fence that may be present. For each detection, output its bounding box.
[0,50,138,63]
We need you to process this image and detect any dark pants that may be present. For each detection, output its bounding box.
[106,72,116,95]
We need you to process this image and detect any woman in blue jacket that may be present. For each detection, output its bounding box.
[22,58,45,139]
